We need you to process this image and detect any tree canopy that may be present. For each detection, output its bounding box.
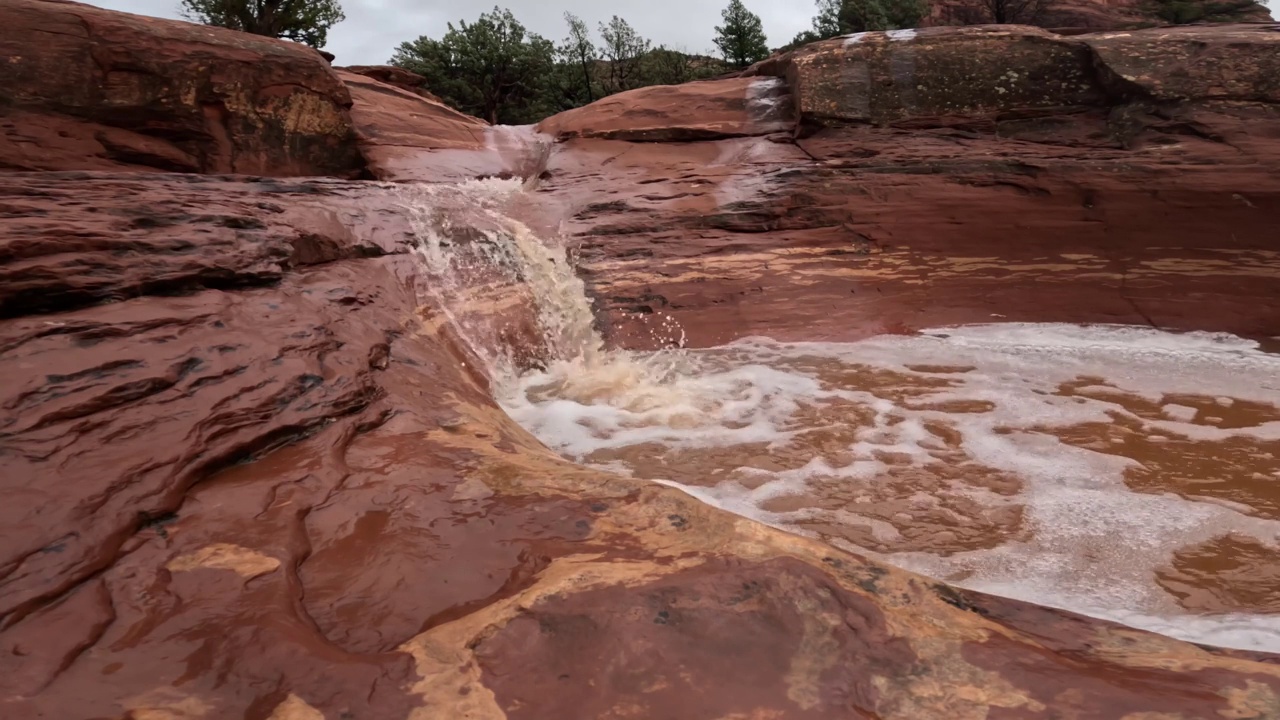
[391,9,728,125]
[832,0,927,34]
[558,12,598,106]
[713,0,770,68]
[598,16,653,95]
[392,7,555,124]
[178,0,345,48]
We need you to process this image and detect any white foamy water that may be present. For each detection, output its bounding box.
[400,178,688,390]
[501,324,1280,653]
[400,179,608,390]
[400,179,1280,653]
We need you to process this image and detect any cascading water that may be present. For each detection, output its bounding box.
[402,179,599,385]
[402,178,1280,654]
[399,177,690,399]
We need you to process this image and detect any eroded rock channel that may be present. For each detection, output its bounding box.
[2,2,1280,718]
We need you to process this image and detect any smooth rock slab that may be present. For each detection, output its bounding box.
[0,0,363,176]
[537,76,795,141]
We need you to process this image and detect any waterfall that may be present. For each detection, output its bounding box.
[393,168,1280,658]
[399,178,684,402]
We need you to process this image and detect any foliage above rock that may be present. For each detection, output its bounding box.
[392,7,555,125]
[391,7,726,125]
[179,0,345,48]
[714,0,771,68]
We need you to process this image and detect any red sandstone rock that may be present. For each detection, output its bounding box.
[0,0,363,176]
[536,76,795,141]
[4,171,1280,719]
[924,0,1273,30]
[339,69,553,184]
[1087,24,1280,103]
[3,8,1280,720]
[336,69,510,183]
[0,175,412,625]
[0,172,1274,712]
[339,65,445,103]
[539,25,1280,348]
[769,26,1104,126]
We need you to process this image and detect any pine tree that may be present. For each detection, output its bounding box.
[713,0,770,68]
[179,0,345,49]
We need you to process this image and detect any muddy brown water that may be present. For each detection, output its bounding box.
[501,324,1280,652]
[404,181,1280,653]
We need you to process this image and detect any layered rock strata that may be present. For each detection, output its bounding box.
[0,0,363,176]
[2,4,1279,719]
[537,25,1280,348]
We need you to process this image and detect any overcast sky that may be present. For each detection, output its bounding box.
[77,0,1280,66]
[82,0,819,65]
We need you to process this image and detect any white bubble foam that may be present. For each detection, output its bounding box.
[502,323,1280,652]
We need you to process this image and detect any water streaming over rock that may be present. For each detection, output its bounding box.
[403,179,1280,654]
[400,178,688,397]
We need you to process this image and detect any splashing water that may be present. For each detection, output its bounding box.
[403,179,1280,653]
[400,179,687,398]
[506,324,1280,653]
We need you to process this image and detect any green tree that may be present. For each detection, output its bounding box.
[713,0,770,68]
[837,0,927,32]
[598,16,651,95]
[391,7,554,124]
[812,0,844,36]
[558,12,599,105]
[178,0,344,48]
[642,46,726,85]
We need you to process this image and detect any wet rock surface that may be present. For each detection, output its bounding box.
[0,0,363,176]
[924,0,1272,31]
[2,6,1280,719]
[338,68,498,183]
[548,25,1280,348]
[536,76,795,141]
[338,65,444,103]
[474,557,917,719]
